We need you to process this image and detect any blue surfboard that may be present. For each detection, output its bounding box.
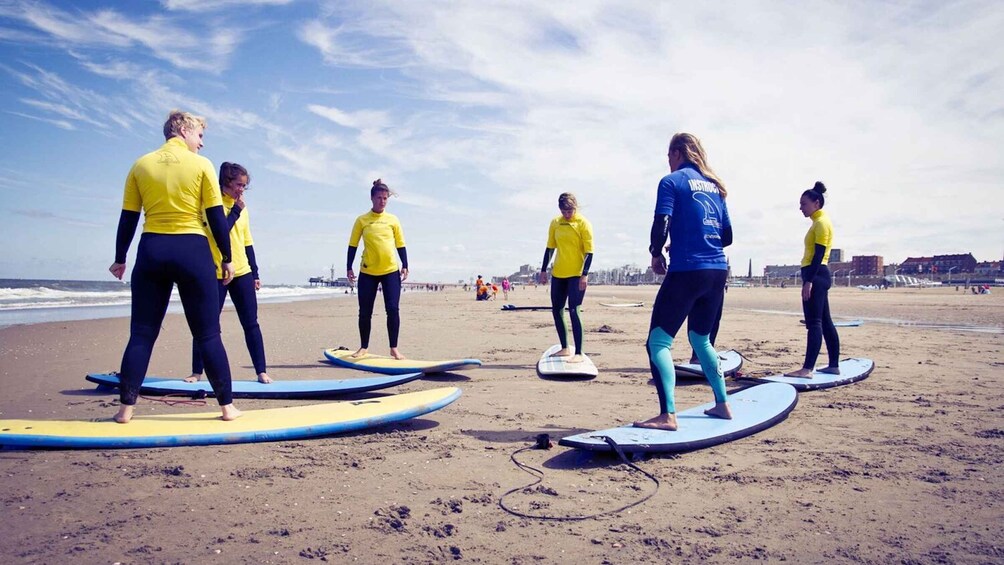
[674,349,744,379]
[0,387,461,449]
[323,348,482,375]
[85,371,424,399]
[744,357,874,391]
[559,382,798,454]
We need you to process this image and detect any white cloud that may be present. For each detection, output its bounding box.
[161,0,294,12]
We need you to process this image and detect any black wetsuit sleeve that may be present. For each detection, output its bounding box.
[397,247,409,270]
[581,253,593,277]
[721,225,733,248]
[205,205,232,263]
[114,210,141,264]
[247,245,259,279]
[347,246,358,271]
[541,248,554,272]
[649,213,670,257]
[803,243,826,282]
[226,205,242,229]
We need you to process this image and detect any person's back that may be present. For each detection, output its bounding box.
[126,139,218,236]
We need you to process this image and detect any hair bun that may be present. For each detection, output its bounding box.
[373,179,383,187]
[813,181,826,194]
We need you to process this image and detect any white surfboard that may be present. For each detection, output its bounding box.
[800,319,863,327]
[674,349,744,379]
[536,344,598,378]
[559,382,798,453]
[746,357,874,391]
[599,302,644,308]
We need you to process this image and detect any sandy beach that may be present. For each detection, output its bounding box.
[1,284,1002,563]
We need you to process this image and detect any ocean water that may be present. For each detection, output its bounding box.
[0,279,352,329]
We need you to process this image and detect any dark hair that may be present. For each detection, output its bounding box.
[219,162,250,188]
[371,178,391,197]
[802,181,826,208]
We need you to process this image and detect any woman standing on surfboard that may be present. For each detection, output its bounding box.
[347,179,409,360]
[185,162,272,385]
[784,182,841,378]
[538,193,594,363]
[108,110,240,424]
[634,133,733,431]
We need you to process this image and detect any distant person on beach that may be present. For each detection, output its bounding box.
[502,277,511,300]
[185,162,271,385]
[108,110,240,423]
[538,192,593,363]
[347,179,409,360]
[784,182,841,378]
[634,133,732,431]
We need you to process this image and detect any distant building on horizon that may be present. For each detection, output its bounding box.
[900,253,977,275]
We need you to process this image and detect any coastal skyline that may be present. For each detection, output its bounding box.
[1,1,1002,285]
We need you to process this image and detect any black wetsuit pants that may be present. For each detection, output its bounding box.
[800,265,840,369]
[191,272,266,375]
[119,234,232,405]
[358,271,402,349]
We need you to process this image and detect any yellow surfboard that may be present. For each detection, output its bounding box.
[0,387,461,449]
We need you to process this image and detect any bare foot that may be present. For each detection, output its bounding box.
[221,404,242,421]
[183,373,202,383]
[704,402,733,420]
[567,354,585,364]
[783,368,814,378]
[632,413,678,431]
[818,366,841,375]
[550,347,572,358]
[257,372,273,384]
[113,405,134,424]
[389,347,406,360]
[350,348,368,359]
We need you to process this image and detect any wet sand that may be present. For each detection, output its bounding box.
[1,285,1002,563]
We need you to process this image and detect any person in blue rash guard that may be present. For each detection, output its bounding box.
[186,162,272,385]
[784,181,840,378]
[634,133,733,431]
[108,110,240,424]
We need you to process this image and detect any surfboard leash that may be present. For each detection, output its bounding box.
[498,434,660,521]
[139,393,208,407]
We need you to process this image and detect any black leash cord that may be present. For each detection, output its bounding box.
[498,436,660,521]
[138,394,208,407]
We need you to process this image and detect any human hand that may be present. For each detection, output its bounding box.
[801,282,812,302]
[222,262,235,285]
[254,278,261,291]
[400,268,409,282]
[347,268,356,284]
[109,262,126,280]
[538,271,548,285]
[651,255,667,276]
[579,275,588,291]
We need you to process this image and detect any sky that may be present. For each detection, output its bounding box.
[0,0,1001,285]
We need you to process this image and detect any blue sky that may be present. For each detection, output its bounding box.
[1,0,1001,285]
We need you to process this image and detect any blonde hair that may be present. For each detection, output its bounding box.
[669,133,726,198]
[163,110,207,141]
[558,192,578,211]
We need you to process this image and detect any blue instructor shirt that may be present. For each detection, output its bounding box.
[654,163,731,272]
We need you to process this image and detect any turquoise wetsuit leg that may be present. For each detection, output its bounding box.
[647,327,676,413]
[689,330,727,403]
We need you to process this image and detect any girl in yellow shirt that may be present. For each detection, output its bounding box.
[347,179,409,359]
[538,193,594,363]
